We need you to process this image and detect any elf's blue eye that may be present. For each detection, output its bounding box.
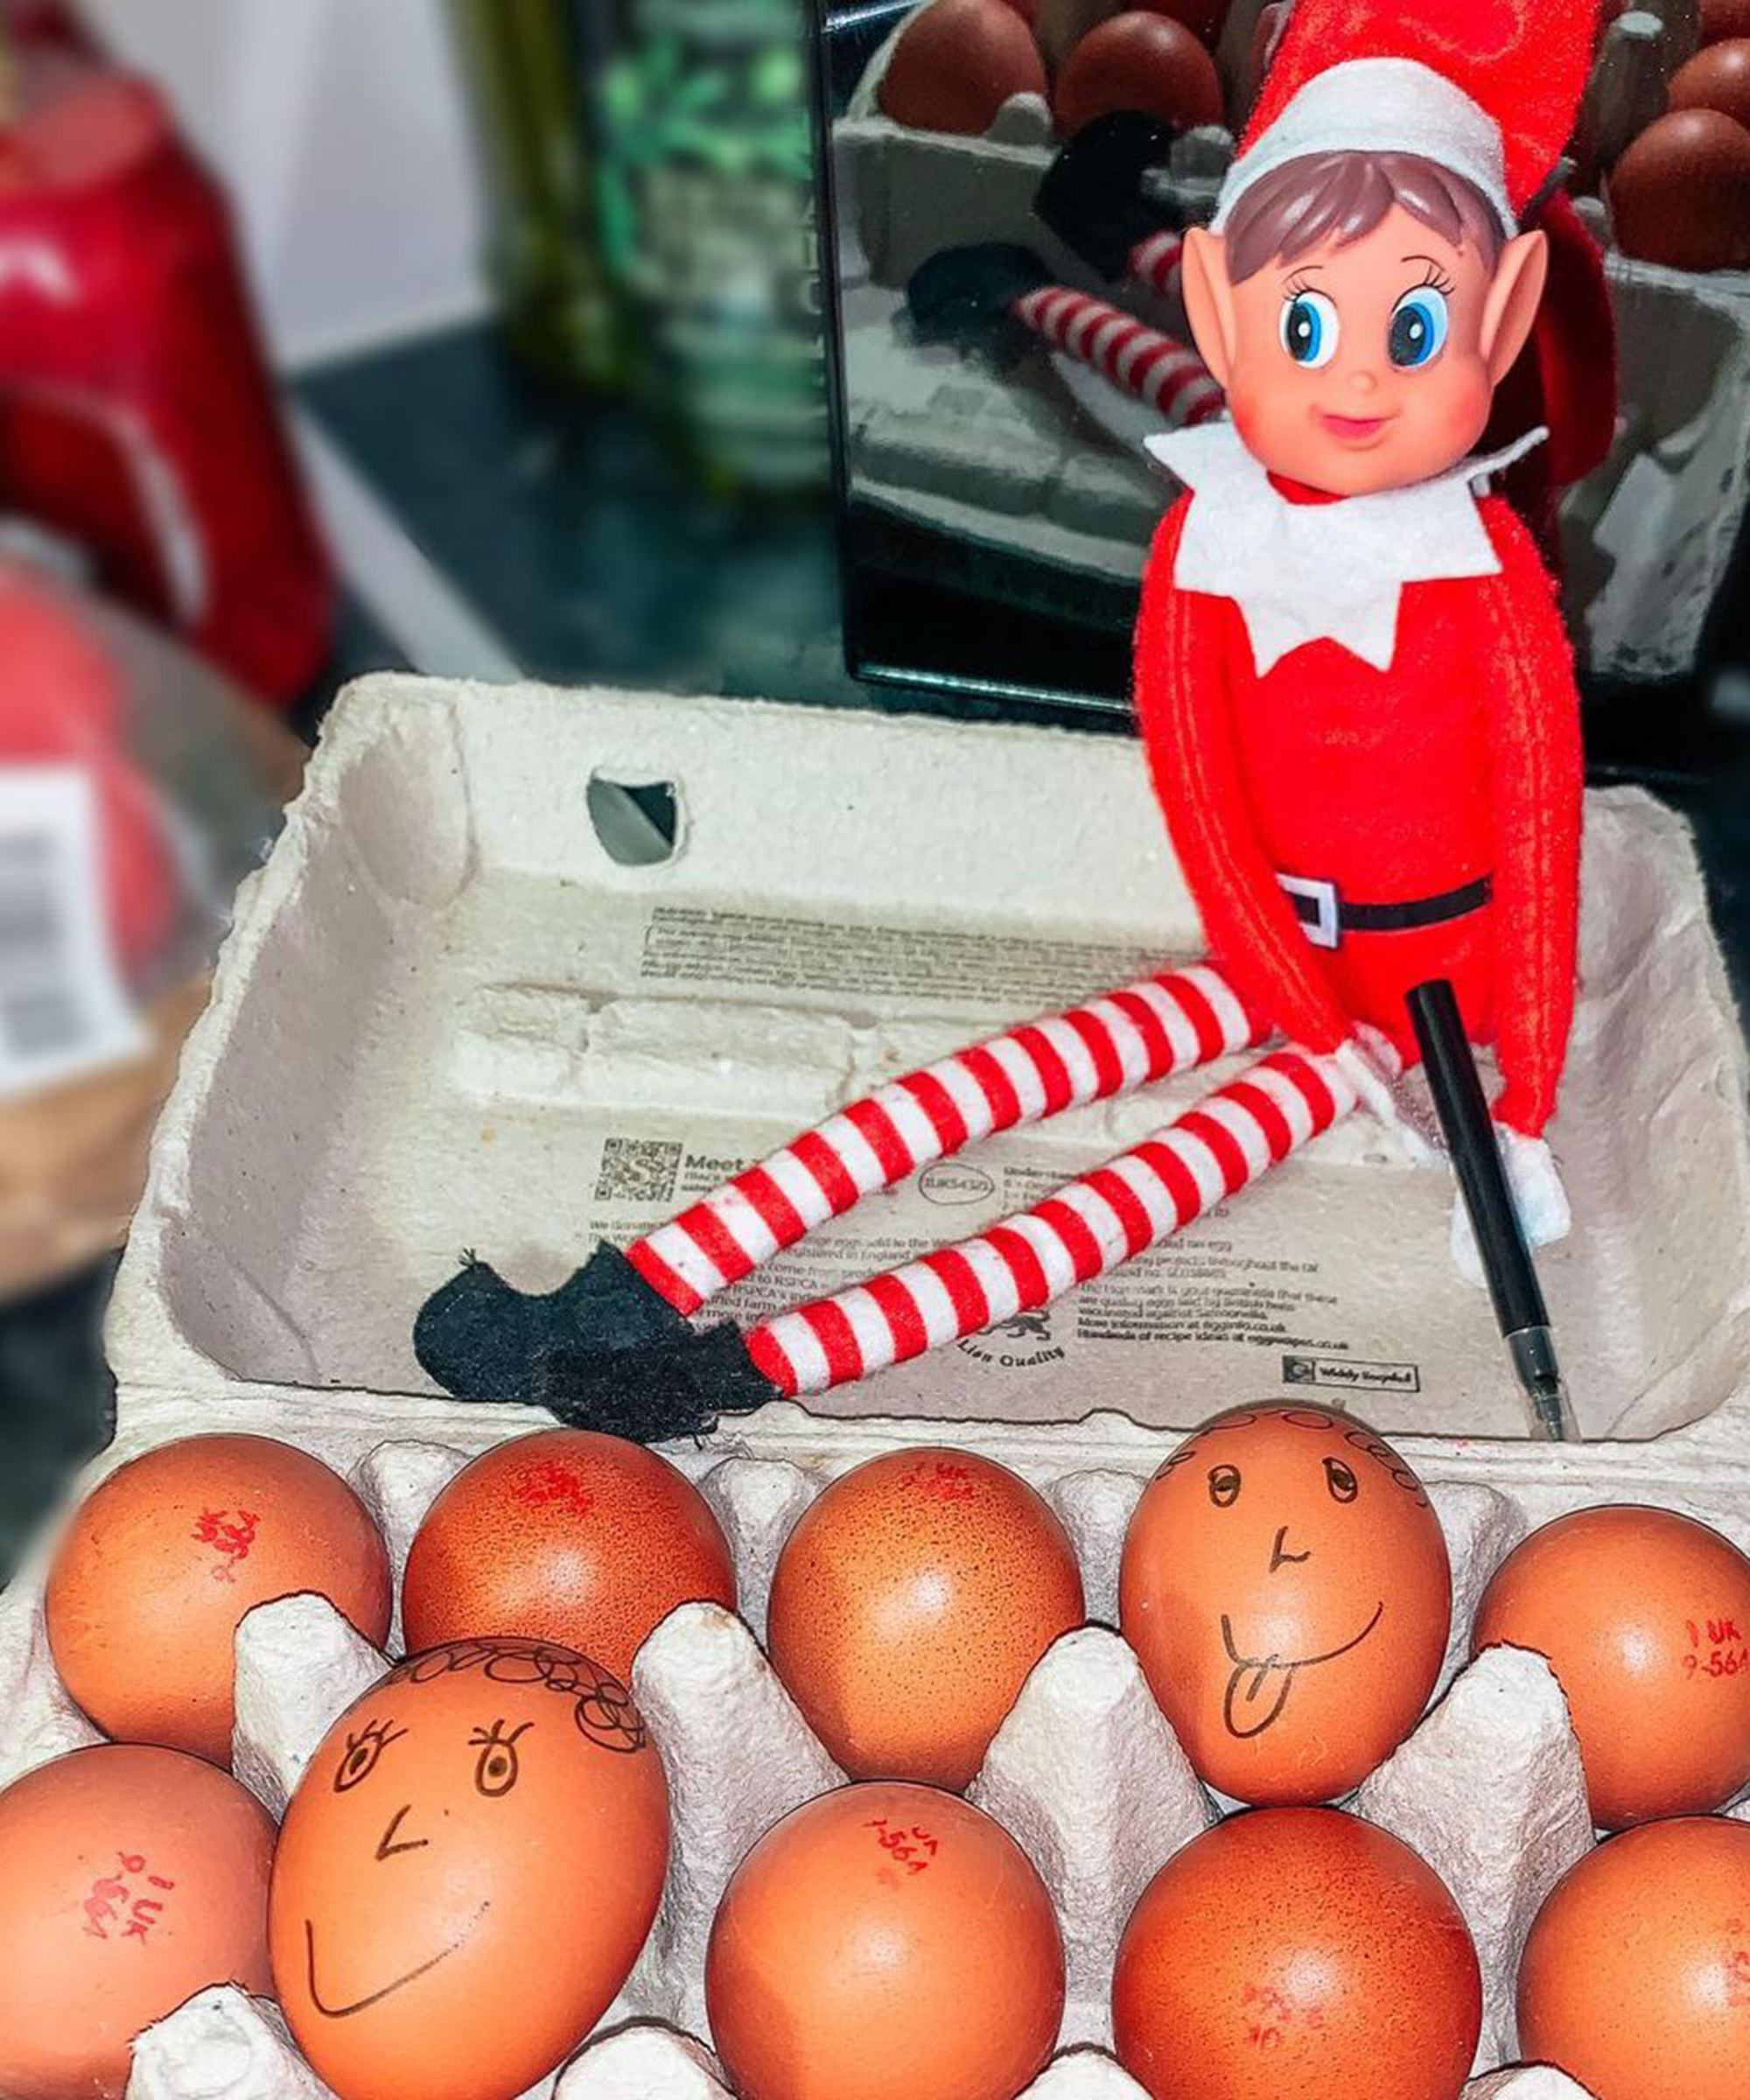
[1389,287,1449,368]
[1279,290,1339,368]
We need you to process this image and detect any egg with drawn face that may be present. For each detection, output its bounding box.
[1119,1406,1451,1802]
[269,1638,668,2100]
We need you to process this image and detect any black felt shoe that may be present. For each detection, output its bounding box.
[412,1243,779,1443]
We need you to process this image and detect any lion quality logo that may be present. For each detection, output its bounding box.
[956,1306,1066,1371]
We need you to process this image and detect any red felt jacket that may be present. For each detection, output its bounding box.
[1134,485,1584,1137]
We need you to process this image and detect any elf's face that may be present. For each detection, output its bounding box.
[1183,204,1547,497]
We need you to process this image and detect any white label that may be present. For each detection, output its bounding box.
[0,766,149,1103]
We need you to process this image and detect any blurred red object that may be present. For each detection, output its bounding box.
[0,556,302,1296]
[0,568,175,971]
[0,0,94,56]
[0,34,332,707]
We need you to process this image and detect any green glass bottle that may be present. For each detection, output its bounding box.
[448,0,629,391]
[588,0,828,495]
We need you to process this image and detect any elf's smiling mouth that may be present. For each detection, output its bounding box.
[304,1905,489,2019]
[1319,410,1397,444]
[1220,1602,1385,1740]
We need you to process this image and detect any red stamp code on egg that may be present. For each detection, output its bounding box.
[190,1508,259,1583]
[81,1851,175,1944]
[867,1817,941,1874]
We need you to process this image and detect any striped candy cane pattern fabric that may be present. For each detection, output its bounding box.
[627,963,1264,1320]
[1127,229,1185,300]
[744,1046,1354,1397]
[1011,285,1224,426]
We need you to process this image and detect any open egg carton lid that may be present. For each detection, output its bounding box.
[4,672,1746,2092]
[3,1379,1694,2096]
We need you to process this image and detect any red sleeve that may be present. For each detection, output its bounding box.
[1473,496,1585,1136]
[1535,191,1619,494]
[1133,496,1352,1055]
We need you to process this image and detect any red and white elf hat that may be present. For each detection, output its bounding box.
[1213,0,1600,234]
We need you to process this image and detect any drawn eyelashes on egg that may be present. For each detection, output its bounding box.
[469,1718,533,1797]
[331,1713,536,1795]
[335,1718,408,1792]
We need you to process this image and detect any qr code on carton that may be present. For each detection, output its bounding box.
[594,1137,682,1206]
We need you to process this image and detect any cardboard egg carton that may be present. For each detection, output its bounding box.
[4,673,1749,2095]
[3,1398,1628,2096]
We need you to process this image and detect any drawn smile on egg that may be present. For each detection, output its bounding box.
[304,1902,492,2019]
[1219,1600,1386,1739]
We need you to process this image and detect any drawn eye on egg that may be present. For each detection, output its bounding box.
[1324,1457,1359,1503]
[470,1718,534,1798]
[1208,1465,1242,1509]
[333,1718,407,1793]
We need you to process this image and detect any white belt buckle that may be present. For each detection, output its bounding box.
[1278,872,1340,950]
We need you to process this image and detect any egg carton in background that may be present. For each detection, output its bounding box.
[10,1383,1732,2098]
[830,0,1750,682]
[5,676,1750,2093]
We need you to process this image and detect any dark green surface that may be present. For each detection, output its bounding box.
[297,321,853,707]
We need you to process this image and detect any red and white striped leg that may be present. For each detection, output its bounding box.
[627,963,1264,1320]
[744,1046,1354,1398]
[1126,229,1185,301]
[1010,284,1223,426]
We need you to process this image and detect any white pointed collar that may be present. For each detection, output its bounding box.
[1144,421,1547,675]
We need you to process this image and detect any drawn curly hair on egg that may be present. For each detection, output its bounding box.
[1155,1405,1430,1505]
[386,1638,649,1754]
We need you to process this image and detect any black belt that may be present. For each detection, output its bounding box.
[1278,872,1493,950]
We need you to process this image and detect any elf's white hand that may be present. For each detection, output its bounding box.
[1334,1026,1441,1167]
[1451,1126,1572,1288]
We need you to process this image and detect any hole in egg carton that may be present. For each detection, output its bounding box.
[171,1443,1588,2096]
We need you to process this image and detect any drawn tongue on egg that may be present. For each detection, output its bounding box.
[1221,1601,1387,1740]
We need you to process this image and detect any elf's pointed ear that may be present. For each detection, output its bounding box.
[1182,227,1238,389]
[1480,228,1548,384]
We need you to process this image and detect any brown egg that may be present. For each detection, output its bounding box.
[0,1745,274,2100]
[1471,1503,1750,1827]
[878,0,1047,136]
[1113,1806,1481,2099]
[400,1428,736,1684]
[1119,1406,1451,1803]
[1054,14,1223,139]
[1517,1816,1750,2099]
[1671,37,1750,127]
[46,1433,392,1765]
[1703,0,1750,46]
[705,1781,1064,2100]
[1136,0,1229,46]
[270,1637,668,2100]
[1609,108,1750,270]
[766,1446,1085,1788]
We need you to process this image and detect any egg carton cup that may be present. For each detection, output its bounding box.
[5,1391,1735,2096]
[830,8,1750,680]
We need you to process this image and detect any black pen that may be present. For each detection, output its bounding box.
[1406,979,1579,1442]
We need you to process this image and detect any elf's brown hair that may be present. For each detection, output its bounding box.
[1222,150,1504,284]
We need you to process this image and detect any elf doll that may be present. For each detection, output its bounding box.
[416,0,1611,1440]
[1143,0,1605,1250]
